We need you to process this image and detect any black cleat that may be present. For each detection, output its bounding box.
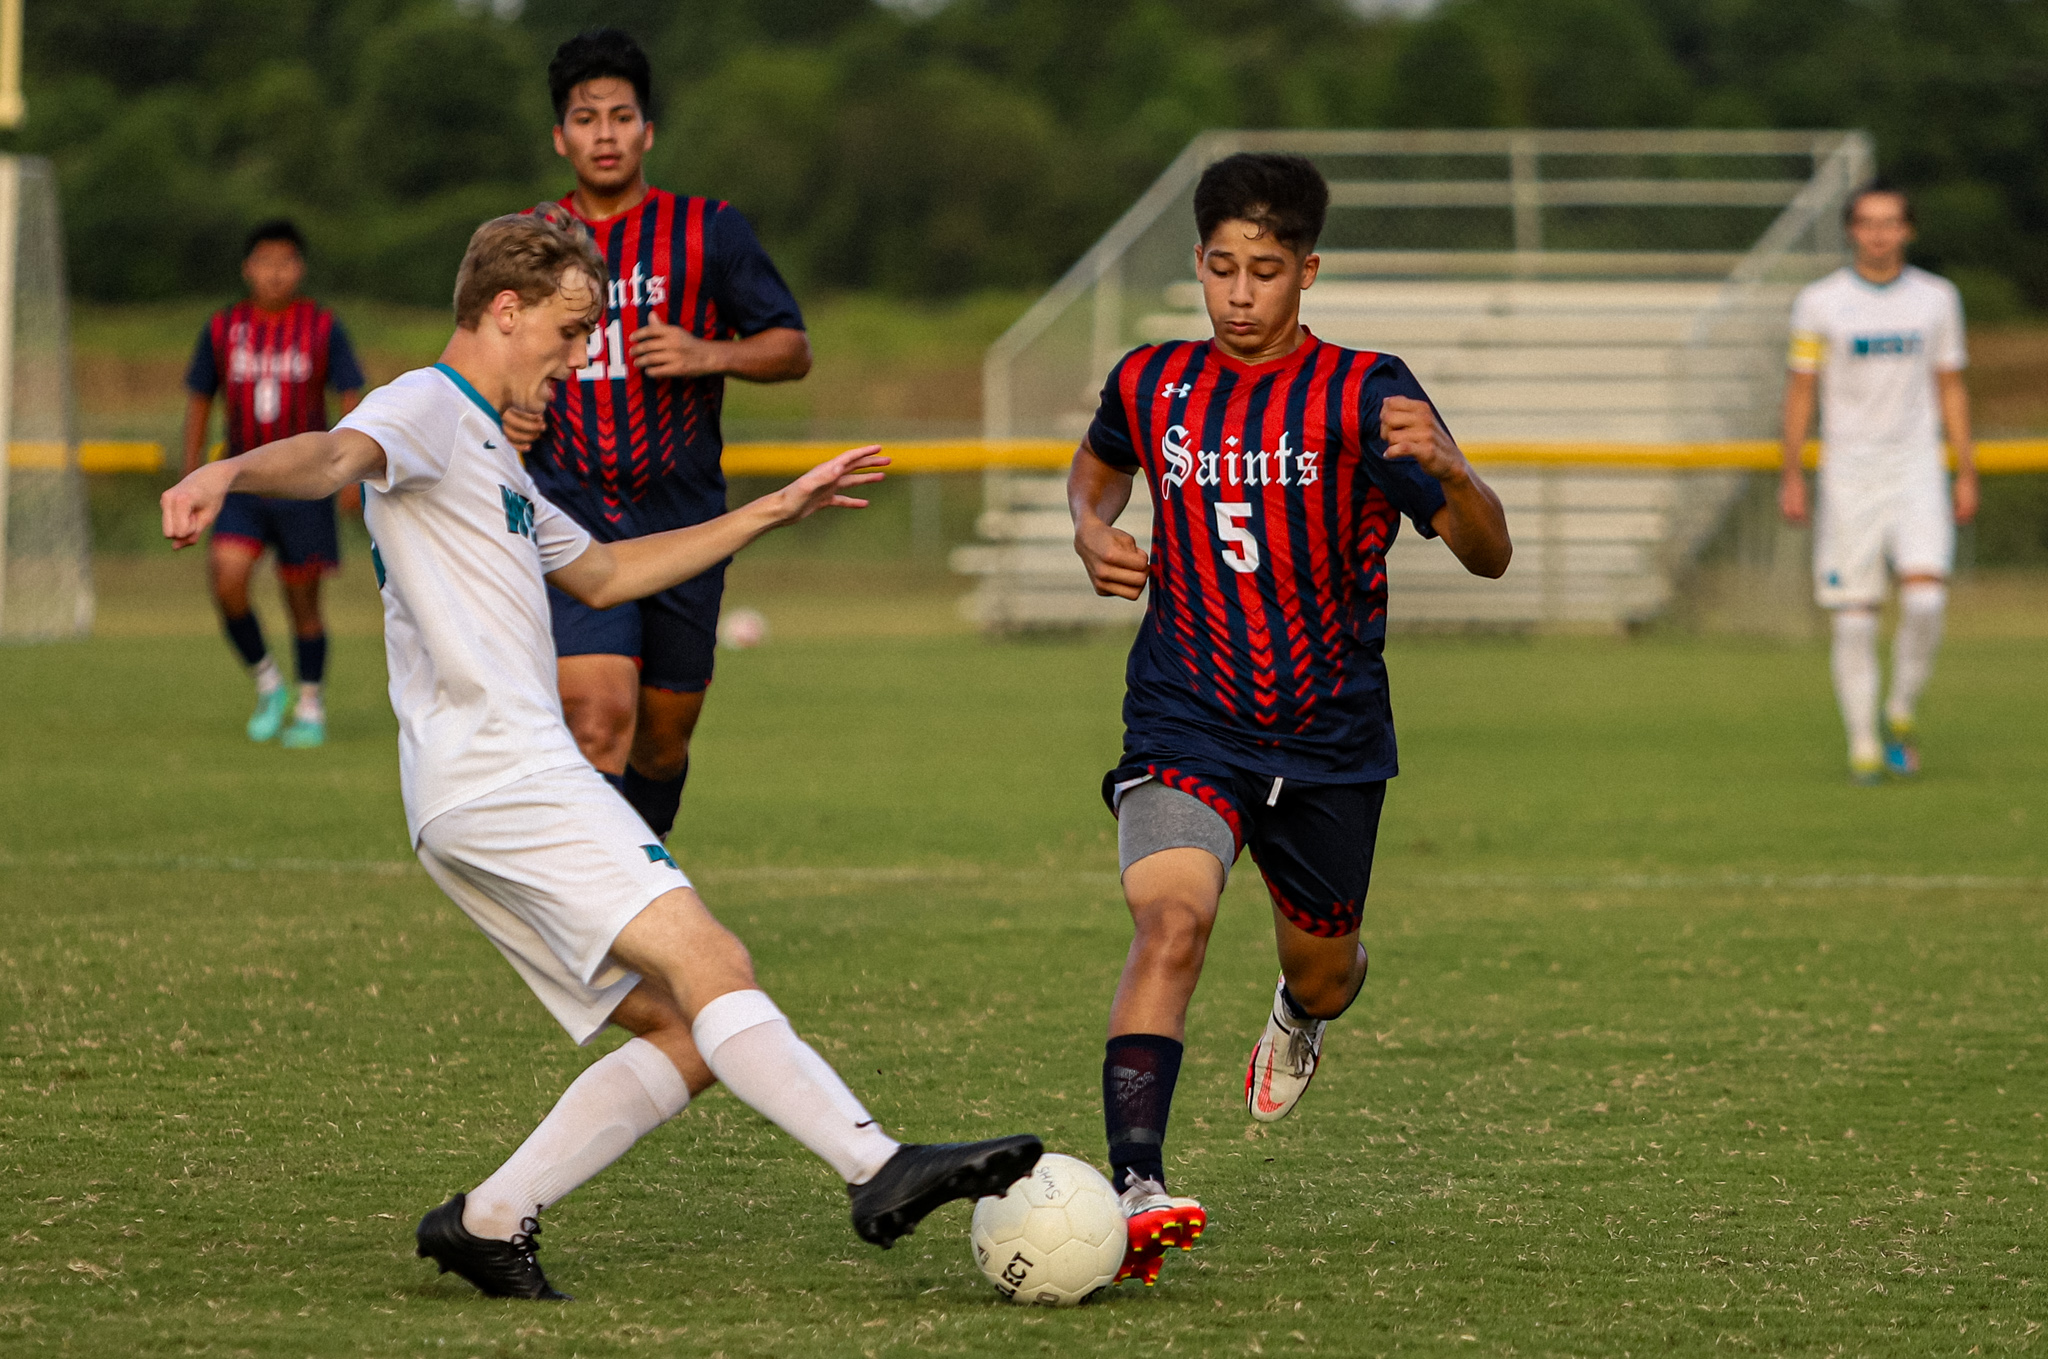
[415,1193,571,1301]
[849,1134,1043,1249]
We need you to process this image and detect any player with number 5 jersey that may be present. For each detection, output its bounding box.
[1067,153,1511,1287]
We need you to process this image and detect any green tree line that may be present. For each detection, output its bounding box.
[14,0,2048,315]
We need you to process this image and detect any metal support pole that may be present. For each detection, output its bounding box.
[0,157,19,634]
[1509,133,1542,258]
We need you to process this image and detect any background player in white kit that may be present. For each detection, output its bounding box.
[1780,183,1977,783]
[161,212,1040,1301]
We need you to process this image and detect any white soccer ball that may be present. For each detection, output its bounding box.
[718,606,769,650]
[970,1153,1125,1306]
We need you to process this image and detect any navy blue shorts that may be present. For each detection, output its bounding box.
[1105,755,1386,938]
[548,564,723,694]
[212,491,339,583]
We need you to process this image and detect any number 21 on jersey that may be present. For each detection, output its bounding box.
[580,319,628,381]
[1214,501,1259,574]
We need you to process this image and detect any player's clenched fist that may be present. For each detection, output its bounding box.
[502,404,548,454]
[1076,519,1150,600]
[161,461,236,549]
[1379,395,1468,481]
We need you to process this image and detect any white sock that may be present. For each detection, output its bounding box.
[692,990,900,1185]
[253,656,284,696]
[295,683,324,723]
[1886,582,1946,728]
[1830,607,1882,765]
[463,1036,690,1240]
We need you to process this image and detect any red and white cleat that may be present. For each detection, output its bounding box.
[1245,975,1326,1123]
[1115,1176,1206,1285]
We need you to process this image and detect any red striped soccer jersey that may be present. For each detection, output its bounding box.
[1087,332,1448,781]
[528,189,804,541]
[185,299,363,457]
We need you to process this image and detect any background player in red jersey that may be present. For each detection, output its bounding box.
[505,30,812,841]
[1067,153,1512,1285]
[183,220,365,748]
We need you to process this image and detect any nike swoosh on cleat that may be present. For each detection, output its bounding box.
[1254,1062,1287,1116]
[854,1120,875,1128]
[484,441,498,449]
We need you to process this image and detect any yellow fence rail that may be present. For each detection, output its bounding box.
[14,438,2048,477]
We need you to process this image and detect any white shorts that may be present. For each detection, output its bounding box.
[1813,467,1953,609]
[415,762,692,1045]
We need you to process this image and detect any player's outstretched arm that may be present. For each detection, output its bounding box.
[161,429,388,549]
[1380,396,1511,579]
[1069,442,1149,600]
[550,446,887,609]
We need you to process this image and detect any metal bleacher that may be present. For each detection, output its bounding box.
[958,129,1871,631]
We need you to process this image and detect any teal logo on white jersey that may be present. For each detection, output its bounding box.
[642,843,679,870]
[500,485,536,541]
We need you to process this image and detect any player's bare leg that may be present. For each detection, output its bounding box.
[1248,908,1367,1123]
[278,570,328,747]
[626,685,703,839]
[559,652,639,774]
[1884,571,1948,775]
[1106,847,1220,1283]
[208,537,287,741]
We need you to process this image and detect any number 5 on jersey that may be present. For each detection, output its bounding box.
[1215,501,1259,574]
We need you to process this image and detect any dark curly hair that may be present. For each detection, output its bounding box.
[547,28,653,123]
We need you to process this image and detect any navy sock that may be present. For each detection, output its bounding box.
[600,771,628,798]
[223,612,267,668]
[624,760,687,841]
[294,633,328,686]
[1104,1033,1183,1192]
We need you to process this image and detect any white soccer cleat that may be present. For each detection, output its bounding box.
[1244,975,1325,1123]
[1114,1175,1206,1286]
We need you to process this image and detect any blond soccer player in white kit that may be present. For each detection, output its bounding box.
[1780,183,1978,784]
[161,212,1040,1301]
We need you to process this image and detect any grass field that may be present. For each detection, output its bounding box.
[4,554,2045,1357]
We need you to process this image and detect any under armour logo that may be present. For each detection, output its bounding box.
[1160,382,1192,398]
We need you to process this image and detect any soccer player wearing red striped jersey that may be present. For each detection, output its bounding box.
[508,30,811,842]
[183,220,365,748]
[1068,154,1511,1284]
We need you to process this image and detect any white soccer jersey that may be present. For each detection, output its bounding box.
[338,364,594,841]
[1788,265,1966,479]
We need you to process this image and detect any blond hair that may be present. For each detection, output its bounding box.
[452,206,607,329]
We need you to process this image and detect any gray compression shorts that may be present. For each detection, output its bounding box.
[1116,778,1239,879]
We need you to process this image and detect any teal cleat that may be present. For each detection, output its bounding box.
[246,687,290,742]
[1882,717,1919,777]
[280,717,325,749]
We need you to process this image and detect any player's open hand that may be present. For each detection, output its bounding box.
[630,320,724,380]
[161,462,237,549]
[502,404,547,454]
[771,446,889,525]
[1380,396,1467,481]
[1075,519,1150,600]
